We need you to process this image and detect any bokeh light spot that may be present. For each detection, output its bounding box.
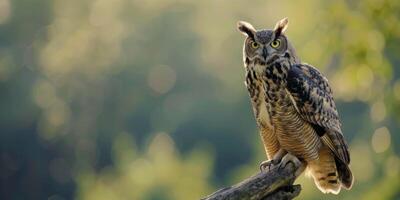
[371,126,391,153]
[148,132,175,158]
[147,65,176,95]
[0,0,10,24]
[370,101,386,123]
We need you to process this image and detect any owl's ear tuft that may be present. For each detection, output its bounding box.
[237,21,256,39]
[274,17,289,36]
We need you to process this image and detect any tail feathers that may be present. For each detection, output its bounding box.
[307,160,341,194]
[307,146,354,194]
[306,146,341,194]
[335,156,354,189]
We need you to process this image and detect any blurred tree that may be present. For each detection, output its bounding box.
[76,132,213,200]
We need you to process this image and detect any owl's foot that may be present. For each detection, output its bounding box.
[259,159,280,171]
[277,153,304,177]
[259,149,288,171]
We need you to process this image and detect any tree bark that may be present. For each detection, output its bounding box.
[201,154,303,200]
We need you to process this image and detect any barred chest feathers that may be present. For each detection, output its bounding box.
[245,58,292,130]
[246,58,322,161]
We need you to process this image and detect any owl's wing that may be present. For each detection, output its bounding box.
[286,64,350,164]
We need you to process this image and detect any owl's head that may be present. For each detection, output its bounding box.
[237,18,299,65]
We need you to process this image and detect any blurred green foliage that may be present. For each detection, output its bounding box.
[0,0,399,199]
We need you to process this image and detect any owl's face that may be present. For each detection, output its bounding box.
[238,18,298,65]
[243,30,288,62]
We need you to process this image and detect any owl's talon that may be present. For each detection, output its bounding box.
[259,160,271,171]
[259,159,279,171]
[278,160,292,171]
[277,153,304,176]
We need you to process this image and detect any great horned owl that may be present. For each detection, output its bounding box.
[237,18,353,194]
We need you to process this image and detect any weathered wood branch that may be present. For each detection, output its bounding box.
[202,154,303,200]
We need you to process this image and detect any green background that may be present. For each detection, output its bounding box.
[0,0,399,199]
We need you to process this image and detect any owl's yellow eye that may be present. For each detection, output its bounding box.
[270,39,281,48]
[251,41,259,49]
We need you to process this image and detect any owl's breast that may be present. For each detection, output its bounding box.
[270,93,322,161]
[245,66,273,130]
[257,85,273,129]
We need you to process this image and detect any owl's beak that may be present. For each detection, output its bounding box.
[262,47,268,60]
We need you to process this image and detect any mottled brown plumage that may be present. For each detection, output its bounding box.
[237,18,353,194]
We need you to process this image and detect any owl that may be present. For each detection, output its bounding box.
[237,18,353,194]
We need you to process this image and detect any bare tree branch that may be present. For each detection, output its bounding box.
[202,154,303,200]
